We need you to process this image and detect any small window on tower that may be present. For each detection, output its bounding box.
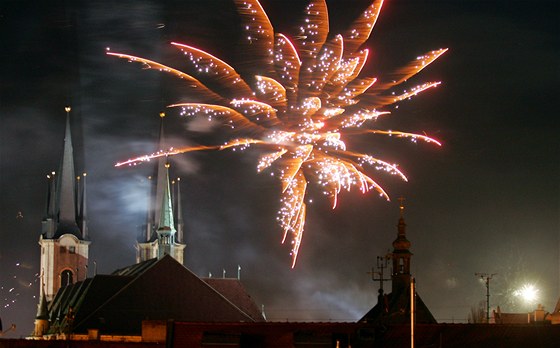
[69,246,76,254]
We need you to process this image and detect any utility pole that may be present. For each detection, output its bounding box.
[475,273,496,323]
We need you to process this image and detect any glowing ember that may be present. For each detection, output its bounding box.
[110,0,446,267]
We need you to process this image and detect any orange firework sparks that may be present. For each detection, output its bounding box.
[110,0,446,267]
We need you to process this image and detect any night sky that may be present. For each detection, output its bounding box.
[1,0,558,337]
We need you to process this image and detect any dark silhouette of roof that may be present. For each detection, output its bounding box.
[359,285,437,325]
[203,278,264,322]
[47,255,262,336]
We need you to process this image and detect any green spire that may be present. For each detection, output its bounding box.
[158,162,175,231]
[156,161,176,258]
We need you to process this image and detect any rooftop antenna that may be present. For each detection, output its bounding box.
[368,256,391,297]
[475,272,497,323]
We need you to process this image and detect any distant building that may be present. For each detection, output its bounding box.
[492,302,560,325]
[360,201,436,325]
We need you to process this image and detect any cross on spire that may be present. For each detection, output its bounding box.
[398,196,406,217]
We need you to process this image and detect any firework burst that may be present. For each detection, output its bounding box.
[110,0,447,267]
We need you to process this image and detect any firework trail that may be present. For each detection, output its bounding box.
[110,0,446,267]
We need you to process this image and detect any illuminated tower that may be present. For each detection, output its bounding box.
[39,106,90,303]
[136,113,186,264]
[391,197,412,293]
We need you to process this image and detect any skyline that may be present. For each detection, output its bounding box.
[0,0,558,336]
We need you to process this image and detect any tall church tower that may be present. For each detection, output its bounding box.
[391,198,413,293]
[39,107,90,303]
[136,113,186,264]
[360,199,436,324]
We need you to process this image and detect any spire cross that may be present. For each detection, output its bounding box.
[398,196,406,217]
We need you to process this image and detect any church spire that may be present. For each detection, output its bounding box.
[154,112,167,229]
[79,173,88,240]
[136,112,185,264]
[158,162,175,231]
[42,172,57,238]
[58,106,76,224]
[391,197,412,292]
[38,105,90,303]
[156,161,176,258]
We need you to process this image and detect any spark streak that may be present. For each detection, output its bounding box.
[111,0,446,266]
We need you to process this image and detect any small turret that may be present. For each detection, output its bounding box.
[79,173,88,240]
[33,288,49,337]
[175,177,184,244]
[157,162,176,258]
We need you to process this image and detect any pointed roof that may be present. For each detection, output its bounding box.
[157,162,175,232]
[50,106,83,239]
[79,173,88,240]
[47,255,261,336]
[58,107,76,223]
[45,172,56,218]
[154,112,168,228]
[35,289,49,320]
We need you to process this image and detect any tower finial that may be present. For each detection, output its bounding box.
[398,196,405,218]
